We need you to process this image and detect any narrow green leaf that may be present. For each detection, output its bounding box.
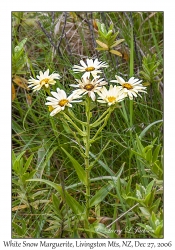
[146,180,155,195]
[123,195,143,204]
[89,151,115,176]
[149,20,163,63]
[136,134,144,154]
[12,222,24,236]
[28,178,63,194]
[90,182,114,207]
[23,153,34,173]
[110,39,125,48]
[130,27,134,77]
[145,149,152,164]
[152,144,161,163]
[61,147,87,185]
[142,64,151,76]
[139,120,163,139]
[144,192,152,207]
[152,198,161,213]
[106,30,113,38]
[154,224,163,237]
[139,207,151,218]
[101,23,107,35]
[143,145,153,154]
[12,150,16,164]
[52,193,60,208]
[21,170,36,182]
[12,151,26,173]
[64,191,84,215]
[126,177,132,195]
[90,164,124,207]
[39,146,57,178]
[27,178,84,215]
[14,38,27,53]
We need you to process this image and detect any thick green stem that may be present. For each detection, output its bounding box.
[84,96,92,236]
[129,26,134,177]
[129,99,133,176]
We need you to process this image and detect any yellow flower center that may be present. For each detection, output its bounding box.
[122,83,133,90]
[107,96,116,103]
[40,78,49,85]
[85,66,95,72]
[84,84,94,91]
[58,99,68,107]
[48,106,54,112]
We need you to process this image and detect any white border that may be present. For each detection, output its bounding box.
[1,0,175,248]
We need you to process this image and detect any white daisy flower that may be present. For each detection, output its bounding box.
[97,85,126,106]
[45,88,81,116]
[28,69,61,91]
[72,58,108,78]
[70,77,108,101]
[110,75,147,100]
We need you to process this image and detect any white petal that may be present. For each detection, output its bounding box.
[90,91,96,101]
[46,96,58,102]
[93,58,99,66]
[91,70,101,77]
[80,60,87,68]
[129,90,137,97]
[32,85,41,90]
[110,80,118,83]
[66,103,72,108]
[71,100,82,103]
[128,77,135,83]
[45,101,57,106]
[50,91,60,100]
[28,84,35,88]
[51,72,60,79]
[44,69,49,77]
[69,84,80,88]
[48,81,56,85]
[50,106,62,116]
[73,65,84,69]
[72,67,85,72]
[97,99,106,103]
[115,75,125,84]
[56,89,67,99]
[128,91,133,100]
[39,71,44,78]
[87,58,93,67]
[82,72,90,79]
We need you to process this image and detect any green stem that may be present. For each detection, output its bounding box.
[90,106,114,143]
[129,99,133,176]
[128,26,134,177]
[62,113,86,136]
[90,106,112,128]
[84,96,92,236]
[67,109,87,126]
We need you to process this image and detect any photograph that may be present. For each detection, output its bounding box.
[12,11,163,239]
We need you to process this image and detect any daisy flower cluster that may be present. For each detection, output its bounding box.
[71,58,146,105]
[28,58,147,116]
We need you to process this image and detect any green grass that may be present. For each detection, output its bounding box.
[12,11,163,239]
